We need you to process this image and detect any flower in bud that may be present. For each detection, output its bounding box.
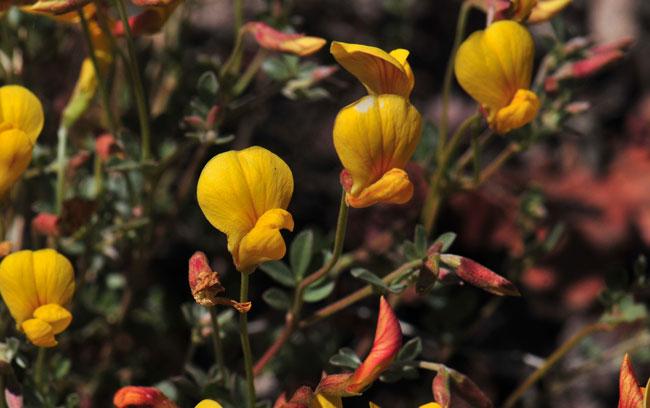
[32,213,60,237]
[433,366,451,408]
[242,22,326,57]
[439,254,520,296]
[316,297,402,397]
[28,0,89,14]
[188,252,251,312]
[618,354,645,408]
[113,386,179,408]
[449,368,494,408]
[527,0,572,24]
[274,386,317,408]
[95,134,124,162]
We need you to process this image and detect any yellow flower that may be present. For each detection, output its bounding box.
[195,400,223,408]
[333,94,422,208]
[0,249,75,347]
[454,20,539,134]
[197,147,294,272]
[330,41,414,99]
[0,85,44,196]
[528,0,571,23]
[310,394,342,408]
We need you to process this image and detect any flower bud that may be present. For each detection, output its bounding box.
[618,354,644,408]
[449,369,494,408]
[188,252,251,311]
[439,255,520,296]
[113,386,178,408]
[432,366,451,408]
[32,213,60,237]
[242,22,326,56]
[95,134,124,162]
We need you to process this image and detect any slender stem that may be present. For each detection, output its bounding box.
[299,259,422,328]
[239,273,255,408]
[209,307,226,379]
[438,1,472,160]
[502,321,619,408]
[0,373,5,408]
[422,113,479,233]
[93,154,103,198]
[462,142,520,190]
[220,31,245,79]
[456,130,493,172]
[113,0,152,161]
[34,347,46,396]
[253,190,349,375]
[233,49,269,96]
[232,0,244,72]
[55,126,68,214]
[77,10,118,135]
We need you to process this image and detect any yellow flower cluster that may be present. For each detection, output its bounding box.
[330,42,422,208]
[0,85,44,196]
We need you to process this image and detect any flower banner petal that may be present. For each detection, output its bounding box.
[32,249,75,308]
[0,128,33,196]
[0,250,38,328]
[0,85,44,144]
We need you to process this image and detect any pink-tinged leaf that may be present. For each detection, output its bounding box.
[432,366,451,408]
[440,255,520,296]
[275,386,313,408]
[315,373,354,397]
[619,354,644,408]
[242,22,326,56]
[346,296,402,394]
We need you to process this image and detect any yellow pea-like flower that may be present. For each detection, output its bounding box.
[0,249,75,347]
[0,85,44,196]
[454,20,540,134]
[528,0,572,23]
[310,393,342,408]
[197,147,294,272]
[334,94,422,208]
[330,41,414,99]
[195,400,223,408]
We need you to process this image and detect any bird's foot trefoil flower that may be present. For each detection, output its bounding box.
[197,146,294,272]
[0,249,75,347]
[454,20,539,134]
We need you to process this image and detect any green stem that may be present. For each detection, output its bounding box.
[220,31,245,79]
[438,0,472,161]
[455,130,493,172]
[209,307,226,379]
[233,49,269,96]
[113,0,152,162]
[462,142,520,190]
[422,113,479,233]
[239,273,255,408]
[77,10,118,136]
[299,259,422,328]
[55,126,68,214]
[232,0,244,72]
[502,321,619,408]
[253,190,349,375]
[34,347,46,396]
[93,154,103,198]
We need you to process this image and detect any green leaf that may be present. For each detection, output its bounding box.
[290,230,314,281]
[262,58,292,81]
[329,348,362,369]
[433,232,456,253]
[303,281,335,303]
[259,260,296,287]
[397,337,422,361]
[414,225,428,256]
[197,71,219,95]
[350,268,394,292]
[262,288,291,310]
[403,241,420,261]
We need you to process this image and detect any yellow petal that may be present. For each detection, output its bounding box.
[0,85,44,144]
[493,89,540,134]
[510,0,538,21]
[347,168,413,208]
[310,394,343,408]
[454,21,535,118]
[32,249,75,308]
[33,303,72,334]
[528,0,571,23]
[419,404,442,408]
[197,147,294,268]
[330,42,414,99]
[22,318,57,347]
[0,250,39,328]
[333,95,421,197]
[0,128,33,196]
[369,403,381,408]
[237,209,294,271]
[195,400,223,408]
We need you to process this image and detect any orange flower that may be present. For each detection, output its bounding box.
[619,354,645,408]
[113,386,179,408]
